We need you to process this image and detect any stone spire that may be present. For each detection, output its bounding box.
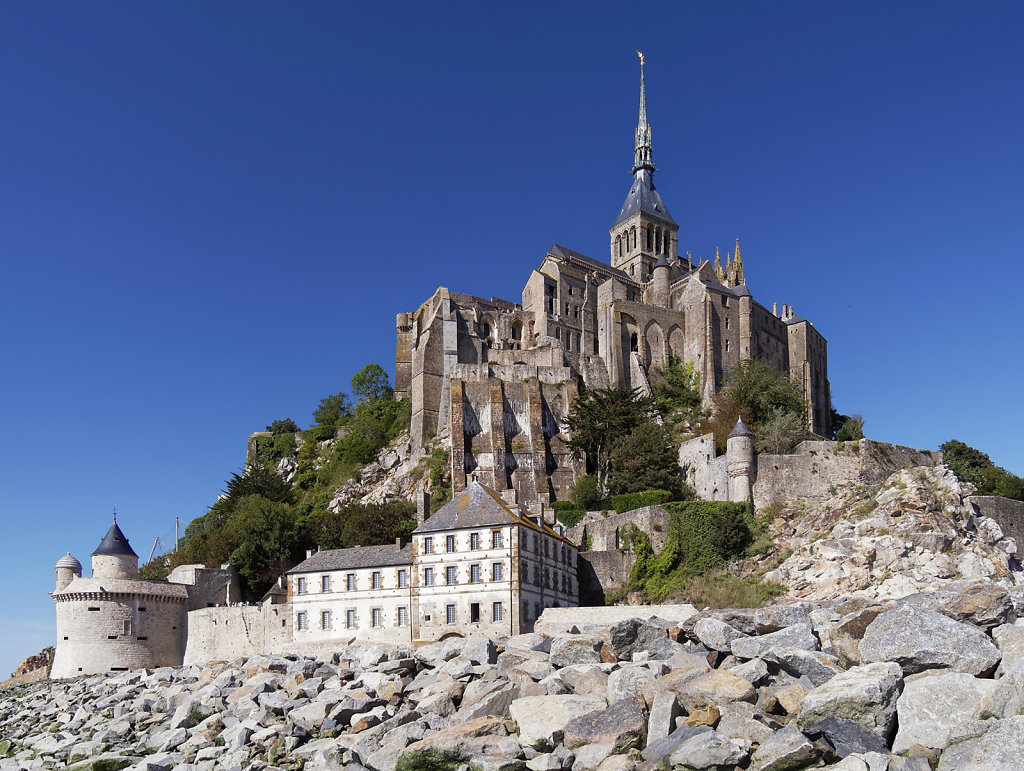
[733,238,746,285]
[633,50,655,174]
[714,247,724,282]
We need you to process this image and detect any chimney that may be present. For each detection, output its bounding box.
[773,302,778,316]
[395,537,403,548]
[306,549,314,559]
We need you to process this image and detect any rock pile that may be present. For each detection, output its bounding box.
[4,582,1024,770]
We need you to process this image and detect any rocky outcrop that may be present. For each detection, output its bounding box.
[759,465,1023,603]
[3,585,1023,770]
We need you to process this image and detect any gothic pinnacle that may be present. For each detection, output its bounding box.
[632,50,655,174]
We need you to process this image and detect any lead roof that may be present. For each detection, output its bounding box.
[92,521,138,558]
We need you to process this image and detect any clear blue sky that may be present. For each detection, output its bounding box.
[2,1,1022,675]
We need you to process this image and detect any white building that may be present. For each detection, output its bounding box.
[288,481,579,643]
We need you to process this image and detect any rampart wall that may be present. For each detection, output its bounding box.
[969,496,1024,555]
[183,605,292,665]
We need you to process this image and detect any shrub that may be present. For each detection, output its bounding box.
[570,474,603,511]
[611,489,675,514]
[396,749,467,771]
[553,502,586,528]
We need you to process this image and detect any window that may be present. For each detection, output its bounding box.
[372,608,382,628]
[544,568,550,587]
[532,533,538,552]
[446,535,456,553]
[492,530,503,549]
[492,562,503,582]
[122,620,131,635]
[446,565,457,585]
[424,567,434,586]
[346,609,356,629]
[470,532,480,551]
[534,602,541,620]
[446,604,457,625]
[346,573,355,591]
[321,575,331,593]
[321,610,332,630]
[423,536,433,555]
[471,603,480,623]
[372,571,381,590]
[398,606,408,627]
[470,564,481,583]
[398,569,407,588]
[565,302,570,315]
[725,317,730,330]
[493,602,503,622]
[297,611,308,631]
[297,577,307,595]
[725,340,730,352]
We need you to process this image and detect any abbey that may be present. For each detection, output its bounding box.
[395,56,830,505]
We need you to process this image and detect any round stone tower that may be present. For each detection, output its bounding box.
[91,515,139,579]
[652,252,670,308]
[51,517,188,679]
[726,416,755,503]
[54,553,82,592]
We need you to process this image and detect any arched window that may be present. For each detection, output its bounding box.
[655,229,661,254]
[511,321,522,341]
[646,227,653,252]
[481,322,491,339]
[630,332,639,352]
[630,227,637,250]
[615,235,621,258]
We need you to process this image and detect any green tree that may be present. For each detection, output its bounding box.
[722,359,805,426]
[225,494,301,597]
[312,391,353,430]
[756,408,807,454]
[266,418,299,435]
[351,364,394,404]
[606,421,686,498]
[941,439,1024,500]
[570,474,602,511]
[649,357,703,440]
[834,413,865,441]
[304,501,416,550]
[223,464,294,506]
[563,387,654,491]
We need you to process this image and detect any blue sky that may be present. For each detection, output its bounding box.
[1,1,1022,675]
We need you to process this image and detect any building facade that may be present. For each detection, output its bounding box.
[288,481,578,644]
[396,56,830,504]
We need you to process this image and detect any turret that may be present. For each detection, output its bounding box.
[726,417,755,503]
[652,253,670,307]
[54,553,82,592]
[91,513,139,579]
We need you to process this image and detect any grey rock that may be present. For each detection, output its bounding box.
[763,648,844,686]
[860,605,1002,676]
[509,695,607,748]
[728,657,770,686]
[638,725,713,768]
[562,697,646,752]
[692,617,749,653]
[802,717,889,758]
[731,623,818,661]
[605,665,655,704]
[892,670,999,752]
[831,607,885,668]
[668,729,748,769]
[570,741,614,770]
[797,661,903,738]
[608,618,678,661]
[715,702,776,745]
[749,726,819,771]
[549,635,607,668]
[645,691,680,746]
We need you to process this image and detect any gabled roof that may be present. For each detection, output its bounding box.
[414,481,568,541]
[290,543,412,574]
[92,521,138,558]
[548,244,633,284]
[613,168,677,228]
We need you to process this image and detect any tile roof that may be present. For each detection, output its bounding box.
[290,543,412,574]
[414,481,569,542]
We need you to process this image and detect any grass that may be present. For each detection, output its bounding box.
[673,570,787,608]
[396,748,471,771]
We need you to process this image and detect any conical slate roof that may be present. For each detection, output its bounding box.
[613,169,676,227]
[92,520,138,557]
[729,416,753,438]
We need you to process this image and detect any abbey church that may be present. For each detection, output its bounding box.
[396,56,830,506]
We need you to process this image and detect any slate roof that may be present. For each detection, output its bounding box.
[729,416,754,438]
[414,481,566,540]
[92,521,138,558]
[613,168,677,228]
[55,553,82,571]
[290,543,412,574]
[548,244,633,283]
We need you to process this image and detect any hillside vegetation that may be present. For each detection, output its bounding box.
[140,364,415,598]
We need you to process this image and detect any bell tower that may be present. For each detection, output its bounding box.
[609,51,679,285]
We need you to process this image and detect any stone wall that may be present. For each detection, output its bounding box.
[968,496,1024,554]
[535,602,698,634]
[183,605,292,665]
[679,435,942,509]
[565,506,671,554]
[577,551,635,606]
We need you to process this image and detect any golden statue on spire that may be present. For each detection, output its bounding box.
[637,50,645,66]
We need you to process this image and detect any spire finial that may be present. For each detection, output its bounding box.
[112,506,117,524]
[632,51,655,174]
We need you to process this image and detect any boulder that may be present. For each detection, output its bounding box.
[937,715,1024,770]
[399,715,507,760]
[797,661,903,738]
[892,670,999,752]
[637,725,713,769]
[509,695,607,748]
[645,691,681,746]
[673,669,756,712]
[993,620,1024,676]
[549,635,607,668]
[692,618,749,653]
[606,665,655,704]
[607,618,679,661]
[562,697,647,752]
[667,729,748,769]
[831,607,884,668]
[749,726,819,771]
[803,716,889,760]
[715,701,778,745]
[859,605,1002,676]
[763,648,844,686]
[731,623,818,661]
